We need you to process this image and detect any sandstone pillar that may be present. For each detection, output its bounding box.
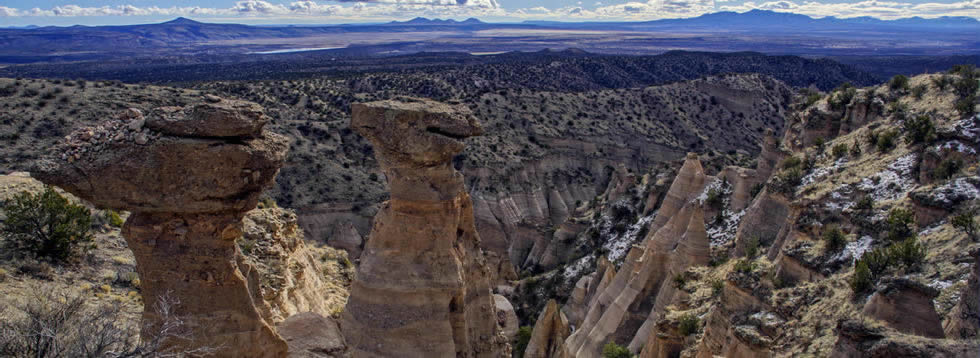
[343,97,507,357]
[35,98,290,357]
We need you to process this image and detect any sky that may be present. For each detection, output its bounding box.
[0,0,977,26]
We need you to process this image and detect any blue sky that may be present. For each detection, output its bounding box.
[0,0,977,26]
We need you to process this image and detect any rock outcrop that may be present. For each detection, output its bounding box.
[34,100,291,356]
[562,153,710,358]
[944,249,980,339]
[861,278,944,338]
[240,207,351,325]
[341,98,507,357]
[525,300,571,358]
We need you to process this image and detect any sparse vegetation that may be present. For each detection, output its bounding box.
[952,211,978,240]
[933,158,963,180]
[1,187,93,263]
[602,341,632,358]
[888,74,909,91]
[902,115,936,145]
[514,326,533,357]
[822,225,847,252]
[734,259,756,273]
[875,130,899,153]
[832,143,848,159]
[678,313,700,336]
[884,208,916,242]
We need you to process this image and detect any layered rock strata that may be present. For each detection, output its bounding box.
[35,100,291,356]
[562,153,710,358]
[342,98,507,357]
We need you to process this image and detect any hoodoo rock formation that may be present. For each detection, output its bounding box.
[343,98,509,357]
[34,99,291,356]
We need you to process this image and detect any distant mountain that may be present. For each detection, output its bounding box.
[637,9,979,30]
[0,10,977,65]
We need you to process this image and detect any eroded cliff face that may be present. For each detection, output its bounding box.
[520,71,980,358]
[34,98,292,356]
[341,98,509,357]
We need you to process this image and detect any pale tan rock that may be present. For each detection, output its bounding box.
[944,249,980,339]
[565,154,710,358]
[342,98,507,357]
[146,98,270,138]
[240,207,351,325]
[35,100,290,357]
[525,300,570,358]
[494,294,520,341]
[646,153,706,241]
[861,278,944,338]
[278,312,349,358]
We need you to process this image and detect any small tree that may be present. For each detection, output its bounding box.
[1,187,93,263]
[851,260,874,294]
[888,75,909,91]
[823,225,847,253]
[952,211,978,241]
[903,115,936,145]
[884,208,916,242]
[678,313,700,336]
[514,326,533,358]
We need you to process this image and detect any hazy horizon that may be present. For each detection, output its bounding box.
[0,0,977,27]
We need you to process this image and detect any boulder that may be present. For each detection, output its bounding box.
[146,98,269,138]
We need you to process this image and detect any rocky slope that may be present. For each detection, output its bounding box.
[0,73,790,283]
[515,68,980,357]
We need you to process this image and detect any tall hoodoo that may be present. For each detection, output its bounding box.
[343,98,508,357]
[34,98,290,356]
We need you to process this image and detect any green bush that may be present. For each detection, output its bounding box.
[876,130,899,153]
[673,273,687,289]
[888,75,909,91]
[1,187,93,263]
[953,71,978,98]
[804,93,822,107]
[861,248,893,279]
[932,75,954,91]
[744,236,760,258]
[705,188,725,210]
[955,95,976,116]
[884,208,916,242]
[889,238,926,271]
[851,260,874,294]
[933,158,963,180]
[832,143,849,159]
[514,326,533,357]
[952,211,978,240]
[602,341,632,358]
[911,84,927,99]
[768,167,803,195]
[104,210,124,228]
[734,259,756,273]
[903,115,936,145]
[678,313,700,336]
[829,88,856,111]
[781,156,803,170]
[823,225,847,253]
[854,196,874,211]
